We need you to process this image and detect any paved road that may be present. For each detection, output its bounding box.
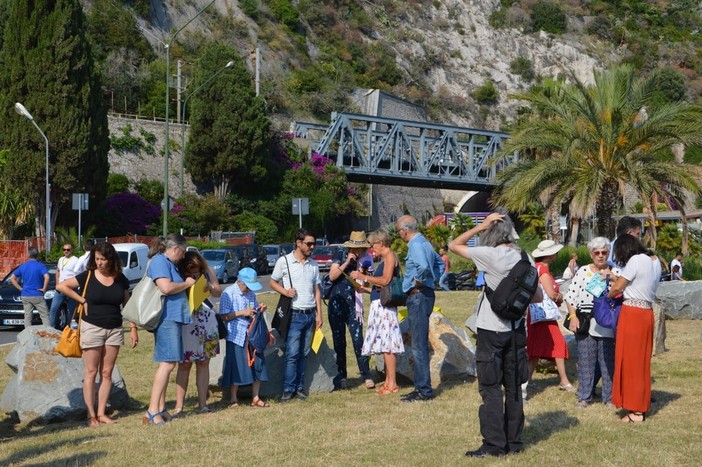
[0,274,277,346]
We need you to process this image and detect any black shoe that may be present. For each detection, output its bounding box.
[280,392,294,403]
[400,391,433,402]
[465,447,503,458]
[294,390,308,400]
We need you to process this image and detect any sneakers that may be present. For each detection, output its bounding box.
[400,390,433,402]
[559,383,577,393]
[280,392,294,403]
[294,390,308,400]
[575,400,589,408]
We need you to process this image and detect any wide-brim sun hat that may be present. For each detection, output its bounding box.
[343,231,371,248]
[238,267,262,291]
[532,239,563,258]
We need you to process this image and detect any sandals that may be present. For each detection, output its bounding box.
[621,412,646,423]
[97,415,116,424]
[365,379,376,389]
[86,417,100,428]
[559,383,577,393]
[375,384,399,396]
[228,401,239,408]
[251,397,270,408]
[143,411,166,426]
[171,408,185,418]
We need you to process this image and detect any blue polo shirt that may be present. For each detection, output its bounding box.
[13,260,48,297]
[147,253,190,324]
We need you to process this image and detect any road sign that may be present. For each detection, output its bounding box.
[72,193,89,210]
[292,198,309,215]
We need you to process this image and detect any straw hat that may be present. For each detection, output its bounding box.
[532,239,563,258]
[343,231,371,248]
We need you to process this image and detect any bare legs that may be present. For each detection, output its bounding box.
[384,353,397,389]
[528,357,573,389]
[175,360,210,411]
[147,361,177,424]
[82,345,120,427]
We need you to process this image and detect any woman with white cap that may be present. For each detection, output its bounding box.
[219,267,271,407]
[526,239,575,394]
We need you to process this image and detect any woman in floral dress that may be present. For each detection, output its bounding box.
[173,251,221,414]
[351,229,404,396]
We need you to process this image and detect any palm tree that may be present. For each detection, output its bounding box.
[493,65,702,246]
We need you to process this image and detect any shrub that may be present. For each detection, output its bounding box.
[531,1,567,34]
[95,193,161,236]
[510,57,535,81]
[134,179,164,206]
[587,15,614,41]
[107,173,129,195]
[471,80,499,105]
[240,0,259,18]
[235,211,278,244]
[266,0,299,29]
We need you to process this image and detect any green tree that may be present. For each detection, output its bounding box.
[235,211,278,244]
[0,149,33,239]
[185,41,271,199]
[107,173,130,195]
[0,0,110,239]
[531,1,567,34]
[494,65,702,246]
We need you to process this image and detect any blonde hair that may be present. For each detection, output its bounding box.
[367,229,391,247]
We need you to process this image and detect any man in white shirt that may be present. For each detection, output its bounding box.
[49,243,79,329]
[670,253,683,279]
[74,239,95,275]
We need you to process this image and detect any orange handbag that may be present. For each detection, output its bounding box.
[54,271,91,358]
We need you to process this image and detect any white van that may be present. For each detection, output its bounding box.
[113,243,150,289]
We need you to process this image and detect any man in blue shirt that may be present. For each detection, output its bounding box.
[396,215,444,402]
[9,247,50,329]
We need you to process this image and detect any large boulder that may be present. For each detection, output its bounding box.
[208,312,336,398]
[656,280,702,320]
[375,310,477,383]
[0,326,129,423]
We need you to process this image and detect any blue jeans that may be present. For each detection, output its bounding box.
[49,292,76,330]
[406,288,435,397]
[438,272,450,291]
[328,295,371,385]
[283,311,316,393]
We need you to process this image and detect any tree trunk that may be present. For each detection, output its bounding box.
[680,206,689,256]
[214,178,230,200]
[568,217,580,247]
[596,184,619,238]
[647,194,658,250]
[548,204,561,243]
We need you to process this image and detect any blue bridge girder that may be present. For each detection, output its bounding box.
[293,112,518,190]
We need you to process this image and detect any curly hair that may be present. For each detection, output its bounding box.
[88,243,122,276]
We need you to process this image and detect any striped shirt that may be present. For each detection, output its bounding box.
[219,285,258,347]
[270,252,320,309]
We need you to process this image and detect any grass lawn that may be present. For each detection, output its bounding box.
[1,291,701,466]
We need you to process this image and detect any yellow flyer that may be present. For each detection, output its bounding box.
[189,275,210,312]
[342,272,363,291]
[311,328,325,354]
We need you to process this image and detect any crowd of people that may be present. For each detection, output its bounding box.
[9,211,663,455]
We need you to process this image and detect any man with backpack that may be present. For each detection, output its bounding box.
[449,208,541,458]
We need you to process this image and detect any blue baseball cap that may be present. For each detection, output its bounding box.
[238,267,262,291]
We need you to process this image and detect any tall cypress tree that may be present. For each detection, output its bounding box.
[0,0,109,238]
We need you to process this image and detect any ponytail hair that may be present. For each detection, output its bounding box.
[149,234,187,258]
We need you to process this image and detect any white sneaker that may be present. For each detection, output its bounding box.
[521,382,528,400]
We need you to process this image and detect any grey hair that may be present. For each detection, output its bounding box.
[587,236,610,252]
[397,216,418,232]
[368,229,392,247]
[480,207,517,247]
[149,234,187,258]
[28,247,39,259]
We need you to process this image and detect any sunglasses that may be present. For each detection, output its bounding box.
[63,248,72,252]
[592,250,608,256]
[302,242,315,247]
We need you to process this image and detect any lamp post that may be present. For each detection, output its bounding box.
[163,0,216,236]
[14,102,51,254]
[180,60,234,197]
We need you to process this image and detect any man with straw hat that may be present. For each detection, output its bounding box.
[327,231,375,390]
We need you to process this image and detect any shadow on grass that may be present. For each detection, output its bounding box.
[523,410,579,445]
[647,389,681,418]
[0,434,105,466]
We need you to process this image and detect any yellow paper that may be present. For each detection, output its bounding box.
[311,328,324,354]
[397,307,408,322]
[342,272,363,291]
[189,275,210,313]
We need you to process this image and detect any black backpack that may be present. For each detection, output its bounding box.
[484,250,539,321]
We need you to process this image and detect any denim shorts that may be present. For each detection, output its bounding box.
[153,319,183,362]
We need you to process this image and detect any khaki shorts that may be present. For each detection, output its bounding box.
[80,320,124,349]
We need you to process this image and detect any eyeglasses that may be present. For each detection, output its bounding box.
[592,250,608,256]
[63,248,72,252]
[303,242,315,247]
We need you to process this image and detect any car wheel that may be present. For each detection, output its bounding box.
[221,271,229,284]
[58,304,69,329]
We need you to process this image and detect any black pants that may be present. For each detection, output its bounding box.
[475,325,528,455]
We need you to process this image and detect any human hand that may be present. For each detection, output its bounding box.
[482,212,505,228]
[184,277,197,287]
[568,316,579,333]
[258,303,267,313]
[130,328,138,348]
[349,270,361,280]
[315,313,323,329]
[347,252,357,263]
[286,287,297,298]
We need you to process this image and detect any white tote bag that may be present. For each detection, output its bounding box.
[528,287,562,323]
[121,261,165,331]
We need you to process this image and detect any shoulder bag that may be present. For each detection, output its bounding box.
[379,259,407,307]
[121,259,166,331]
[528,287,562,324]
[592,277,623,330]
[271,256,294,341]
[55,271,91,358]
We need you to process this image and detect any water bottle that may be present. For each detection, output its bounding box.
[70,319,78,329]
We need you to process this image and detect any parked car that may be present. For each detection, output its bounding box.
[0,263,60,328]
[311,246,336,271]
[222,244,268,276]
[113,243,150,290]
[201,249,240,284]
[280,243,294,255]
[264,244,284,273]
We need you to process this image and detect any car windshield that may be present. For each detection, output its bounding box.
[117,252,128,268]
[280,243,294,254]
[202,251,225,262]
[264,246,278,255]
[1,264,57,287]
[314,247,334,256]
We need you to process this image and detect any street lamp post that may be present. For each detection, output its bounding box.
[163,0,216,236]
[14,102,51,254]
[180,60,234,197]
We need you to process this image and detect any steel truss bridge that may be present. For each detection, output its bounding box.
[293,112,518,190]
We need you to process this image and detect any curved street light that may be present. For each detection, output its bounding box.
[180,60,235,198]
[163,0,216,236]
[14,102,51,254]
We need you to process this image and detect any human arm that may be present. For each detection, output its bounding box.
[269,257,296,298]
[448,212,505,259]
[123,289,138,348]
[607,275,629,298]
[538,270,562,303]
[205,265,222,298]
[565,301,580,333]
[154,276,196,295]
[315,283,323,329]
[350,253,396,287]
[41,273,49,293]
[329,251,355,281]
[9,275,21,292]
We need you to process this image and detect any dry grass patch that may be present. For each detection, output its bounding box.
[1,291,701,466]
